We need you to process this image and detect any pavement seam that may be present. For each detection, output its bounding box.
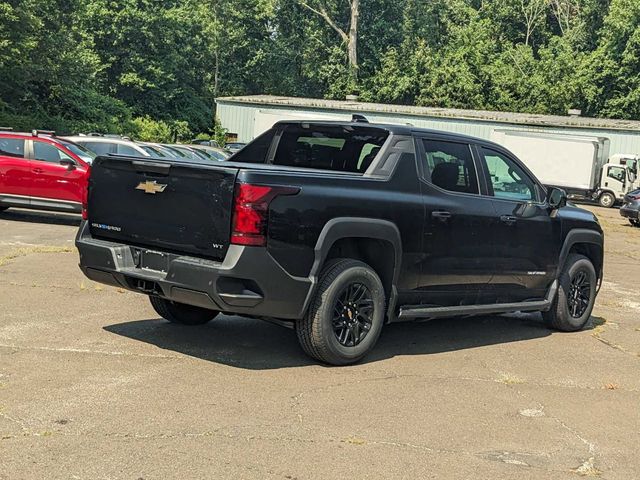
[509,385,603,476]
[0,343,179,360]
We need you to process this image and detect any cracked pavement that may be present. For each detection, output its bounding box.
[0,207,639,479]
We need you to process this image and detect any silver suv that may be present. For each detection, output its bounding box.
[62,135,152,159]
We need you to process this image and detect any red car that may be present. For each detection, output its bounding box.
[0,130,94,214]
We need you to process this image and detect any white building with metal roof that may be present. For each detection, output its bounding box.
[216,95,640,156]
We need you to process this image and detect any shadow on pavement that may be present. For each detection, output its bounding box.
[0,208,81,227]
[104,312,577,370]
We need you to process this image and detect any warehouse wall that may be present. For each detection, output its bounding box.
[217,102,640,156]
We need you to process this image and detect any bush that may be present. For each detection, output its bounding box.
[130,116,172,142]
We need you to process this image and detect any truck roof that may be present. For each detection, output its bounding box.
[273,119,505,150]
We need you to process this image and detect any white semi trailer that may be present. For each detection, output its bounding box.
[491,129,638,207]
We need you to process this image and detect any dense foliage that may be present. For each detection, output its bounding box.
[0,0,638,140]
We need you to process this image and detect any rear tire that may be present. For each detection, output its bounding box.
[543,254,596,332]
[598,192,615,208]
[0,207,8,212]
[296,259,386,366]
[149,296,219,325]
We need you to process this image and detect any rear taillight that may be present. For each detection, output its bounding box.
[81,166,90,220]
[231,183,298,246]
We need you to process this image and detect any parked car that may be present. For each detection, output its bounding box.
[77,119,604,365]
[189,145,231,161]
[225,142,246,153]
[191,139,220,147]
[160,144,213,162]
[620,188,640,227]
[63,135,152,158]
[0,130,93,214]
[135,142,175,159]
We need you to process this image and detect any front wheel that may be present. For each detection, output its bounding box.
[149,296,219,325]
[0,206,8,212]
[630,219,640,227]
[599,192,615,208]
[296,259,386,365]
[543,254,597,332]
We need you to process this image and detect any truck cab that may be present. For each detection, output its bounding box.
[597,154,639,208]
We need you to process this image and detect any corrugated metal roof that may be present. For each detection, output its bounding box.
[216,95,640,132]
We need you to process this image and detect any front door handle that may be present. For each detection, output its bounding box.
[500,215,517,226]
[432,210,452,222]
[32,168,44,174]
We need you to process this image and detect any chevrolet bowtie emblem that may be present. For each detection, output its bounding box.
[136,181,167,194]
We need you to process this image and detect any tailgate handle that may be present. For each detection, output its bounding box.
[131,160,171,175]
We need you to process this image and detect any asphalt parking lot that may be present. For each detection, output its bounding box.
[1,207,639,479]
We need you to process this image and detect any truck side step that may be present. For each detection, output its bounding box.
[396,281,558,321]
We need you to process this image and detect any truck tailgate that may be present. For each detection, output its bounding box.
[87,156,238,261]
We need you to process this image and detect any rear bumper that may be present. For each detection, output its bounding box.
[75,221,312,320]
[620,205,639,220]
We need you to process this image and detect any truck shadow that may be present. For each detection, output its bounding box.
[0,208,81,227]
[103,312,581,370]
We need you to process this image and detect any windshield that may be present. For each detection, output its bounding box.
[140,145,167,158]
[60,140,97,164]
[162,145,189,158]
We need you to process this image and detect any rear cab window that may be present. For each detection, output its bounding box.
[232,124,389,173]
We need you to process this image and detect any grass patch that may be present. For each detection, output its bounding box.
[498,372,525,385]
[344,437,366,445]
[590,318,607,336]
[571,457,601,476]
[0,245,75,267]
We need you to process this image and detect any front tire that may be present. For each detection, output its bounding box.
[149,296,219,325]
[599,192,615,208]
[630,219,640,227]
[543,254,597,332]
[296,259,386,366]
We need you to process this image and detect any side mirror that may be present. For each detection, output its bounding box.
[547,187,567,210]
[59,158,76,171]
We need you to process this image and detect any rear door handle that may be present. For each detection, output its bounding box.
[500,215,517,226]
[432,210,452,222]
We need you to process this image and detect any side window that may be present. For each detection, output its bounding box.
[421,140,479,195]
[480,147,538,202]
[117,144,139,156]
[82,142,116,156]
[607,166,625,183]
[0,138,25,158]
[34,141,73,163]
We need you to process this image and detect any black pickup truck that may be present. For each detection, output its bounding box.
[77,119,604,365]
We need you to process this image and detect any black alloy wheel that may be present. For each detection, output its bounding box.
[296,258,386,365]
[543,253,596,332]
[568,270,591,319]
[332,283,374,347]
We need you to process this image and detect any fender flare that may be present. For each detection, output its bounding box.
[300,217,403,318]
[557,228,604,282]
